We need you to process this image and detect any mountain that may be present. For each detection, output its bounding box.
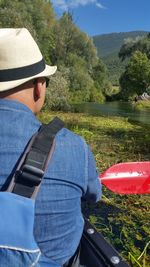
[93,31,148,58]
[92,31,148,85]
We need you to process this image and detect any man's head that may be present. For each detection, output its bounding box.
[0,28,56,113]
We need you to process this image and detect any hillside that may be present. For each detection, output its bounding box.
[93,31,148,57]
[93,31,148,85]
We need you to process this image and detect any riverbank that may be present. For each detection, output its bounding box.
[72,101,150,125]
[133,100,150,111]
[39,111,150,267]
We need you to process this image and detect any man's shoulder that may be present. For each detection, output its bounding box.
[56,127,86,146]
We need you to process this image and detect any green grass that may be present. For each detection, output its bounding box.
[39,111,150,267]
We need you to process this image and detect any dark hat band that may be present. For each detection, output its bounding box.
[0,58,45,82]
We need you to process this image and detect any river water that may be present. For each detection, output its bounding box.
[74,101,150,125]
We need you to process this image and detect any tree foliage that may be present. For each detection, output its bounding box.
[119,51,150,100]
[44,71,70,111]
[49,12,110,103]
[118,33,150,100]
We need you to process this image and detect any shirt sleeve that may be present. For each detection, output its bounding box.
[83,145,102,202]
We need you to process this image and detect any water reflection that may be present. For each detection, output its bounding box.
[74,102,150,125]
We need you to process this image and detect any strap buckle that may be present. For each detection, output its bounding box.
[15,164,44,186]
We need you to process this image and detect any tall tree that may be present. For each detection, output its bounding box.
[50,12,109,102]
[50,12,98,66]
[119,51,150,100]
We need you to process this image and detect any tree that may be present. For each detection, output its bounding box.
[50,12,109,103]
[119,51,150,100]
[44,70,70,110]
[66,53,95,102]
[50,12,98,67]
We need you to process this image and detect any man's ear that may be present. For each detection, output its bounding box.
[33,78,42,101]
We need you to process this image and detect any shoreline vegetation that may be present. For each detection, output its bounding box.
[133,100,150,111]
[39,110,150,267]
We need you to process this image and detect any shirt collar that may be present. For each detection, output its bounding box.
[0,98,35,115]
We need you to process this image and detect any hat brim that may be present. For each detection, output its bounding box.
[0,64,57,92]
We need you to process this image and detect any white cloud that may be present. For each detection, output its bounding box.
[96,2,104,9]
[52,0,105,10]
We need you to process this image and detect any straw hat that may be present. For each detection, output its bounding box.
[0,28,57,92]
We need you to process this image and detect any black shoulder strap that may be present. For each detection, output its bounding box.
[7,117,64,199]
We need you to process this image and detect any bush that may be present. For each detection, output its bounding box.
[44,71,70,111]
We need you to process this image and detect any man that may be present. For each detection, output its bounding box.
[0,28,101,266]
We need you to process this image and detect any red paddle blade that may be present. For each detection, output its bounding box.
[99,162,150,194]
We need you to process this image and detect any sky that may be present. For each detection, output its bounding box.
[51,0,150,36]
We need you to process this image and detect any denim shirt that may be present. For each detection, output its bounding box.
[0,99,101,266]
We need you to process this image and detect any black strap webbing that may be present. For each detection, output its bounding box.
[7,117,64,198]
